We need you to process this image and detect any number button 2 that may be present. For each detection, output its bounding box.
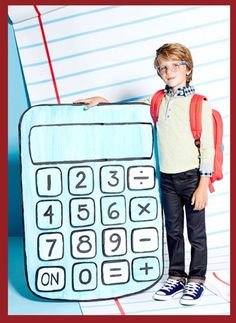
[100,165,125,193]
[68,167,94,195]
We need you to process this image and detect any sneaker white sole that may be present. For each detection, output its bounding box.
[153,289,184,301]
[180,293,204,306]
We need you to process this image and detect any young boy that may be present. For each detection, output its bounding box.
[74,43,214,306]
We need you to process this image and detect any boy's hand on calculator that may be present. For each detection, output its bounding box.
[73,96,109,108]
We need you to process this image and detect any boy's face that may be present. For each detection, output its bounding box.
[157,57,190,93]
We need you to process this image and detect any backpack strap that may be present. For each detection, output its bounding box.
[150,89,165,123]
[189,94,207,148]
[190,94,216,192]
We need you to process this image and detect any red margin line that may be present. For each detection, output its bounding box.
[213,272,230,286]
[33,5,61,103]
[114,298,126,315]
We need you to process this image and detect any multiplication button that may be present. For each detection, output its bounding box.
[130,197,157,222]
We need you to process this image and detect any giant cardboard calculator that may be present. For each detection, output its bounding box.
[19,103,163,301]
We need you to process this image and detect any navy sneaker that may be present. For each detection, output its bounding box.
[180,282,204,305]
[153,278,186,301]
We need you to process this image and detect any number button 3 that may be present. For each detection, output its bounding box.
[100,165,125,193]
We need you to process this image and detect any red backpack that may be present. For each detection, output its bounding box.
[150,89,223,193]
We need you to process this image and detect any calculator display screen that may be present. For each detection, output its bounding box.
[29,123,153,164]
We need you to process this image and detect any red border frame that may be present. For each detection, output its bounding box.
[1,0,233,321]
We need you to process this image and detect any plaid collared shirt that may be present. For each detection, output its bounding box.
[164,85,195,97]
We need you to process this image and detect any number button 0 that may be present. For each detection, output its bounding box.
[36,200,62,229]
[68,166,94,195]
[36,167,62,197]
[72,262,97,291]
[38,232,64,261]
[70,198,95,227]
[100,165,125,193]
[71,230,96,259]
[100,196,126,225]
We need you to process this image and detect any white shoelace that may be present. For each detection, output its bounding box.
[184,282,201,296]
[161,279,182,292]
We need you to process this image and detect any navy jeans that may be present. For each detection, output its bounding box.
[160,168,207,282]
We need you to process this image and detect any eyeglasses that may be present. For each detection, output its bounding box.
[156,61,187,75]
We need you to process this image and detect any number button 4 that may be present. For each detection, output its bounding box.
[36,200,62,229]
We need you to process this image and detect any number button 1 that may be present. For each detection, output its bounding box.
[68,166,94,195]
[100,165,125,193]
[36,167,62,197]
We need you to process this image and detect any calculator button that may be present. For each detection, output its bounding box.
[38,233,64,261]
[36,266,65,292]
[128,166,155,190]
[130,197,157,222]
[68,166,94,195]
[100,165,125,193]
[100,196,126,225]
[131,227,158,253]
[102,228,127,256]
[102,260,129,285]
[70,198,95,227]
[36,200,62,229]
[132,257,160,281]
[72,262,97,291]
[36,167,62,197]
[71,230,96,259]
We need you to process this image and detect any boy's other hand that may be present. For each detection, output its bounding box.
[73,96,109,108]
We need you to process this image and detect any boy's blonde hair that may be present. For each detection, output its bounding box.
[154,43,193,85]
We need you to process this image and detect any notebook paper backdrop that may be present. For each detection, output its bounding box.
[8,4,230,313]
